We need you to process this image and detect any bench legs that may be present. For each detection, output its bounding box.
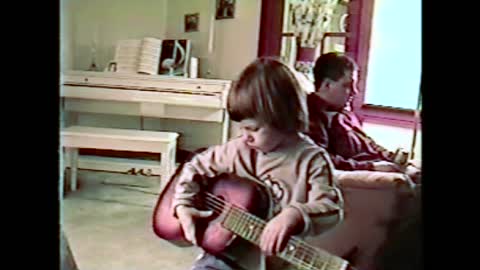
[66,147,79,192]
[159,151,169,192]
[159,142,177,193]
[63,143,177,193]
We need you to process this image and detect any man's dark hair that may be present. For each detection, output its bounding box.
[313,52,358,89]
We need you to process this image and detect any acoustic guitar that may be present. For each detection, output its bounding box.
[153,172,354,270]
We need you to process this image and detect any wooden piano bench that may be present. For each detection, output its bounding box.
[61,126,179,193]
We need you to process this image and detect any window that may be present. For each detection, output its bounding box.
[346,0,422,129]
[364,0,421,110]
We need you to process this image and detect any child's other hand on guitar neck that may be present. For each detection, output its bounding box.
[260,206,304,256]
[176,205,213,245]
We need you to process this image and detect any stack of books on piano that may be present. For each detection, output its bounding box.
[114,38,162,74]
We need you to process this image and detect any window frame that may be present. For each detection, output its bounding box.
[346,0,421,130]
[257,0,421,130]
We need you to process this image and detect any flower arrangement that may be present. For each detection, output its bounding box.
[289,0,341,48]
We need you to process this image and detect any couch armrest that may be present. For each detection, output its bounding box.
[335,170,415,193]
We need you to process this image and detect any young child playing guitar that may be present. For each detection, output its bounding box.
[154,58,346,270]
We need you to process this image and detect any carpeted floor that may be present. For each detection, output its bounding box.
[61,170,202,270]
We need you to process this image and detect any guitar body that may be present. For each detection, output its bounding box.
[152,172,270,255]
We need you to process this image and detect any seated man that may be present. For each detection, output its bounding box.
[305,52,421,183]
[305,52,422,270]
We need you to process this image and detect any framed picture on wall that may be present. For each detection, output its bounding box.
[215,0,235,19]
[185,13,199,32]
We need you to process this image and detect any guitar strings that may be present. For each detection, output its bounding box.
[202,193,329,270]
[202,192,345,270]
[202,194,319,270]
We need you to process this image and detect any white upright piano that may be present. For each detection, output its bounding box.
[60,70,232,174]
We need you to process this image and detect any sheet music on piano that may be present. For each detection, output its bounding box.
[111,38,191,77]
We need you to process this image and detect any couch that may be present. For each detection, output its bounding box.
[305,170,421,270]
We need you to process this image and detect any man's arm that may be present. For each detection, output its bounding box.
[329,154,375,171]
[328,112,398,170]
[307,115,376,171]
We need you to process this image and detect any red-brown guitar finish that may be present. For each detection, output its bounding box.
[152,173,268,255]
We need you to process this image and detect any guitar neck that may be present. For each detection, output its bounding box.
[216,198,349,270]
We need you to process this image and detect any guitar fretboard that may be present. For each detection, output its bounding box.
[205,194,348,270]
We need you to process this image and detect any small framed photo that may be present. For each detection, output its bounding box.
[185,13,199,32]
[216,0,235,20]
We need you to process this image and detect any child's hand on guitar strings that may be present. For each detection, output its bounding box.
[176,205,213,245]
[260,207,304,256]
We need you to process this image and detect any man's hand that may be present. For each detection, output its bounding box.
[260,207,304,256]
[175,205,213,245]
[372,161,402,172]
[405,164,421,183]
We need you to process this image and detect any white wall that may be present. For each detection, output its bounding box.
[166,0,262,80]
[61,0,261,80]
[164,0,215,64]
[62,0,168,71]
[60,0,74,71]
[209,0,262,80]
